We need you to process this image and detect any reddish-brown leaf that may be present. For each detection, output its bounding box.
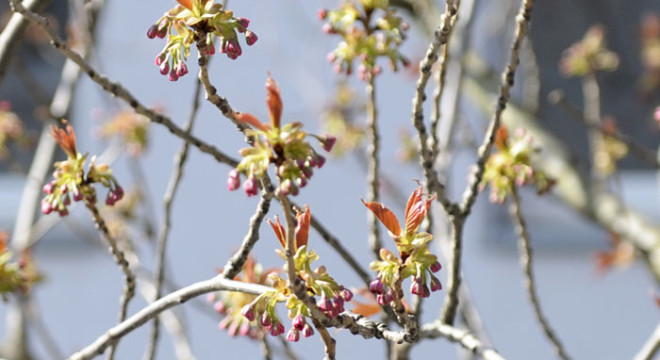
[267,216,287,248]
[265,75,282,129]
[175,0,193,9]
[404,186,437,234]
[234,112,269,131]
[362,199,401,236]
[494,126,508,150]
[50,120,77,158]
[295,205,311,249]
[351,302,382,317]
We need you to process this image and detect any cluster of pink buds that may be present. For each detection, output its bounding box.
[480,127,555,203]
[41,122,123,217]
[239,206,353,342]
[364,185,443,303]
[147,0,258,81]
[319,0,409,80]
[226,75,335,197]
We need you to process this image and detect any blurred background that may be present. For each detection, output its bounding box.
[1,0,660,359]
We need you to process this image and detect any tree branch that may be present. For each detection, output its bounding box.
[509,187,572,360]
[420,321,506,360]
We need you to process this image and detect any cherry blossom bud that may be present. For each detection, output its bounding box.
[295,177,307,188]
[326,52,336,63]
[236,18,250,32]
[245,31,258,46]
[73,188,83,202]
[105,193,115,206]
[320,135,336,152]
[227,320,239,336]
[410,277,422,296]
[376,294,387,306]
[206,43,216,55]
[239,321,251,336]
[292,314,305,330]
[302,324,314,338]
[227,169,240,191]
[147,24,159,39]
[244,177,258,196]
[218,317,231,330]
[430,275,442,292]
[369,278,384,294]
[159,62,170,75]
[241,304,255,321]
[41,199,52,214]
[169,69,179,82]
[285,328,300,342]
[43,182,54,194]
[260,312,272,327]
[214,301,226,314]
[157,27,168,39]
[114,186,124,201]
[318,9,327,20]
[430,261,442,273]
[270,322,285,336]
[341,288,353,301]
[58,209,69,217]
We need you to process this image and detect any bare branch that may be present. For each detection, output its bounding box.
[420,321,506,360]
[410,0,460,214]
[84,201,136,360]
[144,79,204,360]
[366,76,382,261]
[510,187,572,360]
[634,321,660,360]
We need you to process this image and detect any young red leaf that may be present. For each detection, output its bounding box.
[234,112,269,131]
[175,0,193,10]
[362,199,402,236]
[265,75,282,129]
[494,126,508,150]
[51,120,77,158]
[267,216,287,248]
[295,205,311,249]
[404,186,436,234]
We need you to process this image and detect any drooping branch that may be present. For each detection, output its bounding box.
[442,0,535,326]
[509,188,572,360]
[144,79,203,360]
[420,321,506,360]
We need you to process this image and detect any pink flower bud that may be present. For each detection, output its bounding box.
[43,182,54,194]
[318,9,327,20]
[302,324,314,338]
[430,275,442,292]
[369,279,384,294]
[244,177,258,196]
[322,23,334,34]
[341,288,353,301]
[241,304,255,321]
[410,277,422,296]
[105,194,115,206]
[155,54,165,66]
[169,69,179,82]
[245,31,258,46]
[295,177,307,188]
[260,312,272,327]
[285,328,300,342]
[114,186,124,201]
[147,24,159,39]
[227,169,240,191]
[430,261,442,273]
[157,26,168,39]
[41,199,52,215]
[218,317,231,330]
[239,320,251,336]
[376,294,387,306]
[214,301,226,314]
[159,62,170,75]
[227,320,239,337]
[292,314,305,330]
[58,209,69,217]
[326,52,336,63]
[320,135,336,152]
[270,322,285,336]
[236,17,250,32]
[73,188,83,202]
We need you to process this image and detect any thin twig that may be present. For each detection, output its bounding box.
[277,335,299,360]
[8,0,240,168]
[314,320,337,360]
[144,79,204,360]
[410,0,460,214]
[547,90,660,169]
[260,335,272,360]
[420,321,506,360]
[221,191,273,279]
[84,200,136,360]
[509,187,572,360]
[194,37,248,133]
[0,0,50,84]
[442,0,535,326]
[366,75,382,261]
[582,72,606,190]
